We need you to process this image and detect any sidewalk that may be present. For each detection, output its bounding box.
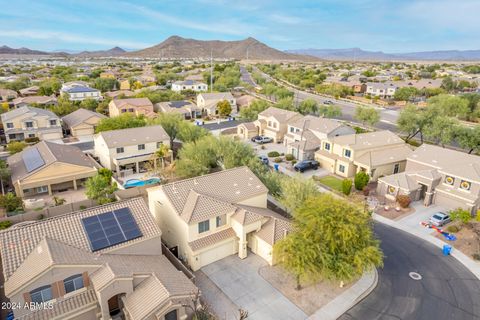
[373,213,480,280]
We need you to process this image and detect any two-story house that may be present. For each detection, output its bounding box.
[283,115,356,160]
[0,198,197,320]
[315,130,413,181]
[8,141,97,198]
[253,107,302,143]
[61,82,102,101]
[365,82,397,98]
[196,92,236,116]
[94,125,170,175]
[377,144,480,214]
[19,85,40,96]
[62,108,106,137]
[1,106,63,142]
[147,166,292,271]
[171,80,208,92]
[154,101,202,119]
[0,88,18,102]
[108,98,156,118]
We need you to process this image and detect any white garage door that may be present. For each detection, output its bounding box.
[74,128,93,136]
[41,132,63,141]
[198,239,236,268]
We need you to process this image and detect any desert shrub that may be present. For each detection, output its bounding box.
[25,137,40,143]
[267,151,280,157]
[274,157,283,163]
[291,160,297,165]
[0,220,12,230]
[0,193,23,212]
[362,186,370,196]
[342,179,352,196]
[354,172,370,191]
[473,253,480,261]
[446,225,460,233]
[285,154,294,161]
[450,208,472,224]
[396,195,411,208]
[79,205,87,210]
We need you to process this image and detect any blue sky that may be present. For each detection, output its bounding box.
[0,0,478,52]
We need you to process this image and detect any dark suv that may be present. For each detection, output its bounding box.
[294,160,319,172]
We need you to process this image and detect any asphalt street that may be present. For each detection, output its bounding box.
[339,223,480,320]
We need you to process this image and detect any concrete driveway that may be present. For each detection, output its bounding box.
[396,202,449,236]
[200,254,307,320]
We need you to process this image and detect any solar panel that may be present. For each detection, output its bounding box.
[22,147,45,173]
[81,207,143,251]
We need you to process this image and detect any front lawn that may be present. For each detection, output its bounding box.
[316,176,344,192]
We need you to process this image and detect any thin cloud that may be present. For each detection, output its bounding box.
[0,30,150,49]
[269,13,302,25]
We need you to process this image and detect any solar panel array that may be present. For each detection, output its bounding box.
[81,207,143,252]
[22,147,45,173]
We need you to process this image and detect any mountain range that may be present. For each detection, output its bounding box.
[286,48,480,61]
[2,38,480,61]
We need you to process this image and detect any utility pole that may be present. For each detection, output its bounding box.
[210,49,213,93]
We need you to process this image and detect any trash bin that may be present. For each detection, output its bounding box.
[273,164,279,171]
[443,244,452,256]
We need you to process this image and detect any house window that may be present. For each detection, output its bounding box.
[344,149,351,158]
[116,147,124,153]
[128,108,134,112]
[25,121,33,128]
[6,123,13,129]
[393,163,400,174]
[216,214,226,227]
[198,220,210,233]
[165,310,178,320]
[338,164,345,173]
[30,285,53,303]
[121,109,127,113]
[138,144,145,150]
[324,142,331,151]
[268,121,272,127]
[290,127,295,133]
[28,134,35,138]
[273,122,277,128]
[49,119,57,126]
[64,274,84,294]
[36,186,48,194]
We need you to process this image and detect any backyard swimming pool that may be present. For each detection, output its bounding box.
[123,177,161,189]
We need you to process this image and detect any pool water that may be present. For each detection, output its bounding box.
[123,177,161,189]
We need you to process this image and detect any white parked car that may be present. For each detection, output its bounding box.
[253,136,273,144]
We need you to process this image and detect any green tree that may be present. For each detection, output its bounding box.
[85,173,117,205]
[449,208,472,224]
[0,160,10,195]
[177,122,209,144]
[93,78,119,92]
[95,114,146,133]
[50,96,77,116]
[275,97,295,111]
[424,116,459,147]
[393,87,420,101]
[0,192,23,212]
[318,105,342,118]
[297,99,318,115]
[239,100,269,120]
[427,94,470,120]
[217,100,232,116]
[152,113,183,146]
[274,194,383,288]
[278,175,319,214]
[354,106,380,127]
[354,172,370,191]
[38,78,61,96]
[246,157,283,197]
[455,125,480,154]
[80,98,99,111]
[7,141,27,155]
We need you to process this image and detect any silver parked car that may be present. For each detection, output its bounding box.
[429,212,451,227]
[253,136,273,144]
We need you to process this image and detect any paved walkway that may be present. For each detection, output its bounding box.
[201,254,307,320]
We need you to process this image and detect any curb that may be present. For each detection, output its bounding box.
[307,268,378,320]
[373,213,480,280]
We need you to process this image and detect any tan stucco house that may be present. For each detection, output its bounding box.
[1,106,63,143]
[108,97,156,118]
[377,144,480,214]
[8,141,97,198]
[253,107,302,143]
[315,130,413,181]
[196,92,236,116]
[94,125,170,175]
[147,166,292,271]
[283,115,356,161]
[155,100,202,119]
[0,197,197,320]
[62,108,106,137]
[12,95,58,109]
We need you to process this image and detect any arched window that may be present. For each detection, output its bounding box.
[64,274,84,294]
[30,285,52,303]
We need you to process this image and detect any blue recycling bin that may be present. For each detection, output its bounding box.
[443,244,452,256]
[273,164,279,171]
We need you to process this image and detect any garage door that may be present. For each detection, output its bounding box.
[41,132,63,141]
[74,128,93,136]
[198,239,236,268]
[434,192,466,211]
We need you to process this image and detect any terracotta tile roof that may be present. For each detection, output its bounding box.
[255,217,292,246]
[158,166,268,217]
[0,198,161,280]
[258,106,301,123]
[180,191,237,223]
[61,108,106,128]
[17,288,98,320]
[289,115,343,134]
[355,145,413,167]
[332,130,404,150]
[1,106,59,122]
[13,96,56,105]
[123,276,171,320]
[97,125,170,148]
[188,228,237,251]
[110,97,153,109]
